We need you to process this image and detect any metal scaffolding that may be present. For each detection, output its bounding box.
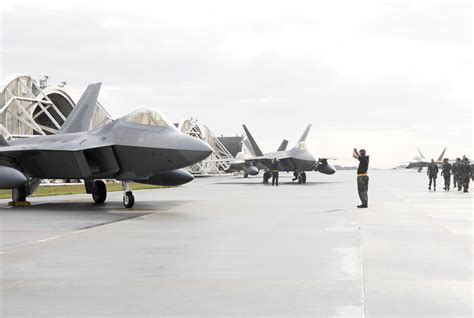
[178,118,235,175]
[0,74,111,139]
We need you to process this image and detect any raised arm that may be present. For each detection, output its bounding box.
[352,148,360,160]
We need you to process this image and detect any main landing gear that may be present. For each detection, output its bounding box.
[122,181,135,209]
[86,180,134,208]
[12,185,27,203]
[10,179,39,206]
[263,170,271,183]
[292,171,307,184]
[92,180,107,204]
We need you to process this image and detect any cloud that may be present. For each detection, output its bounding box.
[1,0,471,168]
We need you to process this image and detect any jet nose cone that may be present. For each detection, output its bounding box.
[179,135,213,165]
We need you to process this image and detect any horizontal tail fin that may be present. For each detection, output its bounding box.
[242,124,264,157]
[58,83,102,134]
[297,124,312,143]
[277,139,288,151]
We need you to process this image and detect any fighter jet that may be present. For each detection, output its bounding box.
[0,83,213,208]
[226,138,288,177]
[405,147,446,172]
[241,124,336,183]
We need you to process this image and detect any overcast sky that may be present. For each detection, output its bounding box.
[1,0,472,168]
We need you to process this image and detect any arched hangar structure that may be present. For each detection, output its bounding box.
[0,74,111,140]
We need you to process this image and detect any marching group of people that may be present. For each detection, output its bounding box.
[426,155,472,192]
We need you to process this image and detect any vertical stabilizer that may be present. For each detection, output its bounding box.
[417,147,426,160]
[243,139,256,157]
[0,135,9,146]
[58,83,102,134]
[437,147,447,162]
[277,139,288,151]
[297,124,312,143]
[242,125,264,157]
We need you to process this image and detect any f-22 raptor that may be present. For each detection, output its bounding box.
[405,147,447,172]
[241,124,336,184]
[226,138,288,178]
[0,83,213,208]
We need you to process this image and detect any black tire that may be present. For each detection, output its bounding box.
[243,173,248,178]
[92,180,107,204]
[12,186,27,202]
[301,172,307,184]
[298,175,303,184]
[263,171,271,183]
[123,191,135,209]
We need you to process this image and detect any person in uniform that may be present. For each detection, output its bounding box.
[459,156,471,193]
[452,158,461,189]
[440,158,452,191]
[353,148,369,208]
[271,158,279,186]
[427,159,438,191]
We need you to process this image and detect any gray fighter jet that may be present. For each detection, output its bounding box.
[242,124,336,183]
[226,138,288,177]
[0,83,213,208]
[405,147,447,172]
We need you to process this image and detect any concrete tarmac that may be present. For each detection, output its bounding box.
[0,170,472,317]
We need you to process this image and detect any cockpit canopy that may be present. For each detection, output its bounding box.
[121,108,175,128]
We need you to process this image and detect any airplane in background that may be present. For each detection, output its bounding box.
[241,124,336,184]
[226,137,288,178]
[0,83,213,208]
[405,147,447,172]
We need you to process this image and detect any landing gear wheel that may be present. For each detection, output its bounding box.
[263,171,271,183]
[92,180,107,204]
[243,173,248,178]
[301,172,307,184]
[12,186,27,202]
[298,174,303,184]
[123,191,135,209]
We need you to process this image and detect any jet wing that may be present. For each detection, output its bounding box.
[244,154,296,171]
[0,137,118,179]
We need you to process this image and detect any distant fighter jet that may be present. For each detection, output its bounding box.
[405,147,447,172]
[226,137,288,177]
[241,124,336,184]
[0,83,213,208]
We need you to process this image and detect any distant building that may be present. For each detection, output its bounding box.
[217,136,243,157]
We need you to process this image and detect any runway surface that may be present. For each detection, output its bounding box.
[1,170,472,317]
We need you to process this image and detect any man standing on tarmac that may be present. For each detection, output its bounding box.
[427,159,439,191]
[452,158,461,188]
[271,158,279,186]
[458,156,471,193]
[353,148,369,208]
[440,158,452,191]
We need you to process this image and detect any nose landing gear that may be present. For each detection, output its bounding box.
[292,171,307,184]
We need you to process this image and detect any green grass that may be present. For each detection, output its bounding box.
[0,183,166,200]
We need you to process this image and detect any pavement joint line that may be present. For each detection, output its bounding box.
[358,211,367,318]
[0,211,155,254]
